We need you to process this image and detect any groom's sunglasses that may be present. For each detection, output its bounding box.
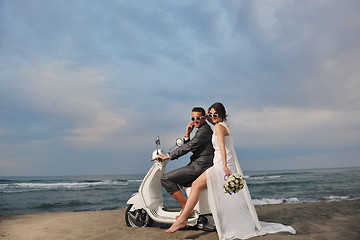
[208,113,218,118]
[191,116,205,121]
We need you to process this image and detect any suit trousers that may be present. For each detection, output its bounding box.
[161,164,203,194]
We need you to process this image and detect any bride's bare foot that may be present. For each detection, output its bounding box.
[165,220,187,233]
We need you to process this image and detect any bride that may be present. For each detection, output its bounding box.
[166,102,296,239]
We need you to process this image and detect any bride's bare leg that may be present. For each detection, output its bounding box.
[166,172,207,233]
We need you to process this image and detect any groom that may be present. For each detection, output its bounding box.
[157,107,214,211]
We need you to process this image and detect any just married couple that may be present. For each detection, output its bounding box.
[157,102,296,240]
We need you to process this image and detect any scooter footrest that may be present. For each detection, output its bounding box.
[150,209,174,220]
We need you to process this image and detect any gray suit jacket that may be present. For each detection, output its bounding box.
[169,122,214,175]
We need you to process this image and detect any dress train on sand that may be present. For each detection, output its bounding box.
[206,122,296,240]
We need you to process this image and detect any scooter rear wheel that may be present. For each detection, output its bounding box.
[125,204,154,227]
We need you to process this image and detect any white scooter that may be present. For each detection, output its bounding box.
[125,136,215,231]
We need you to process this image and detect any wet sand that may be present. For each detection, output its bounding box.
[1,200,359,240]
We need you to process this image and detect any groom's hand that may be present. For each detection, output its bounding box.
[185,122,194,138]
[153,155,169,162]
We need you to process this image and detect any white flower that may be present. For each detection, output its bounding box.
[223,174,245,194]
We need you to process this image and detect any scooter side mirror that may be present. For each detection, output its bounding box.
[175,138,184,147]
[155,136,160,146]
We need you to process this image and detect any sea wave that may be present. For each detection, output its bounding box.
[0,179,17,183]
[247,179,315,187]
[253,195,356,205]
[0,180,131,193]
[249,175,282,180]
[253,197,300,205]
[248,171,313,179]
[1,168,358,214]
[320,195,351,201]
[127,179,143,183]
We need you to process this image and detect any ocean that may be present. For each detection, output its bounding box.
[1,167,359,215]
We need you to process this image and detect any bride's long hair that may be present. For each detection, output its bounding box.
[207,102,228,124]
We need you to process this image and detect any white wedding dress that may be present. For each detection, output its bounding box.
[206,122,296,240]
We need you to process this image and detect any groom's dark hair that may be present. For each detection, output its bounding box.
[192,107,206,116]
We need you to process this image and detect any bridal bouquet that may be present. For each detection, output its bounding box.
[223,174,245,195]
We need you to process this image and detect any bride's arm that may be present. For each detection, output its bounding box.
[215,123,232,176]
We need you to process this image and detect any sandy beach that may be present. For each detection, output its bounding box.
[1,200,359,240]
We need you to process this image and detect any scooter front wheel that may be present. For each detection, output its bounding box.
[125,204,154,227]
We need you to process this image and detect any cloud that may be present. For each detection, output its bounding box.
[62,111,127,143]
[228,106,360,170]
[231,107,360,147]
[210,0,360,110]
[0,0,359,175]
[0,160,30,175]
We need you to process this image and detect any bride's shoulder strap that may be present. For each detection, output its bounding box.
[219,122,231,135]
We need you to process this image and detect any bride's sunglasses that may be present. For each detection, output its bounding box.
[191,116,205,121]
[208,113,218,119]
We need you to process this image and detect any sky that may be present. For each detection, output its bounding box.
[0,0,359,176]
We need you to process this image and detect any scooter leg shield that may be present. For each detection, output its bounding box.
[127,193,144,211]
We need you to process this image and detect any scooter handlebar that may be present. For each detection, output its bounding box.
[151,149,169,167]
[150,157,162,162]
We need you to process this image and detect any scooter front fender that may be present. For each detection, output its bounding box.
[126,192,144,211]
